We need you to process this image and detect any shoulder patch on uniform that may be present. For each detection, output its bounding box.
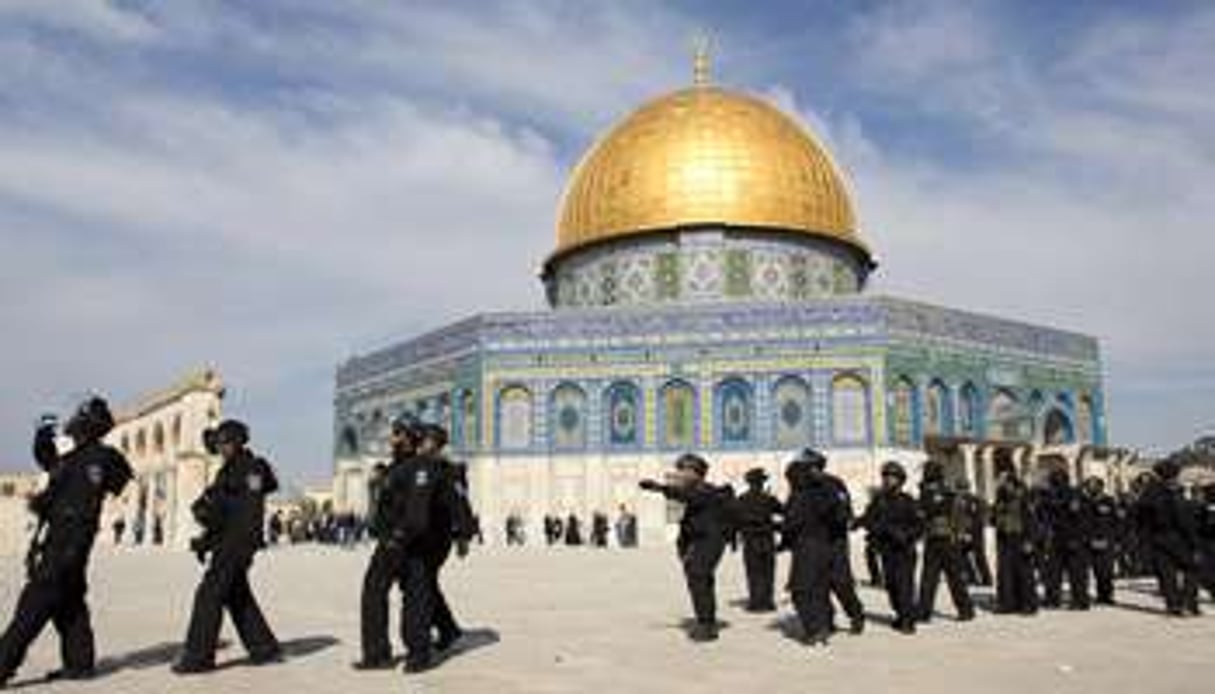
[87,464,104,486]
[415,469,430,486]
[247,473,263,493]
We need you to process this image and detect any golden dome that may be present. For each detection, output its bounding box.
[553,85,868,262]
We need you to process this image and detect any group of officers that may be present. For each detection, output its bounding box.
[642,448,1215,644]
[0,398,474,688]
[2,395,1213,685]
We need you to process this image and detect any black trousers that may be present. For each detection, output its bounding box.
[790,540,833,637]
[917,538,974,619]
[880,545,917,625]
[397,555,436,663]
[679,538,725,625]
[1043,542,1090,608]
[1150,541,1199,613]
[181,551,278,667]
[741,534,776,610]
[426,543,460,640]
[360,541,406,664]
[829,539,864,622]
[1090,545,1116,603]
[0,551,94,677]
[864,541,884,586]
[995,533,1038,614]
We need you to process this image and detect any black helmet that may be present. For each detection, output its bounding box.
[795,447,827,470]
[880,461,907,482]
[744,467,768,485]
[203,419,249,454]
[921,459,945,482]
[390,412,424,439]
[675,453,709,477]
[64,396,115,443]
[421,423,449,447]
[1153,457,1181,481]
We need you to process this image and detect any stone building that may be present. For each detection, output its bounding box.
[103,368,225,549]
[332,60,1116,544]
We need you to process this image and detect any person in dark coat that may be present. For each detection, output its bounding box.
[640,454,734,642]
[174,420,281,675]
[854,487,885,588]
[863,461,923,634]
[915,460,975,623]
[0,399,133,687]
[735,468,783,612]
[1083,476,1120,605]
[1039,468,1092,610]
[956,479,993,586]
[1193,482,1215,602]
[564,514,583,546]
[991,458,1038,615]
[356,415,417,670]
[1135,459,1202,616]
[414,424,476,654]
[814,453,865,635]
[780,450,848,646]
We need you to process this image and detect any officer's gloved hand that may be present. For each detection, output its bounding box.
[456,539,470,558]
[639,479,661,492]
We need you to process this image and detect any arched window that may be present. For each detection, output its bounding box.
[988,389,1021,441]
[339,425,359,456]
[604,381,642,447]
[1077,394,1094,444]
[924,380,951,438]
[121,434,130,454]
[457,390,478,450]
[497,386,533,450]
[959,382,982,437]
[1043,408,1074,445]
[1027,390,1045,439]
[831,373,870,446]
[715,378,754,446]
[170,415,182,449]
[153,422,165,455]
[136,429,147,457]
[772,376,812,448]
[891,376,917,446]
[659,380,698,450]
[550,382,588,450]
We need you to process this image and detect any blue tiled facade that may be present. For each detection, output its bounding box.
[333,295,1105,462]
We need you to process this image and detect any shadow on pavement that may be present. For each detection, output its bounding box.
[218,634,340,670]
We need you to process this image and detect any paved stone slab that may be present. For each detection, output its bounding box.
[0,545,1212,692]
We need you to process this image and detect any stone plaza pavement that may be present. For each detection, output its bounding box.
[0,544,1212,693]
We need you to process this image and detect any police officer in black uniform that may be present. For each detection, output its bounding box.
[356,414,419,670]
[735,468,782,612]
[1135,458,1201,616]
[1039,468,1092,610]
[1083,476,1120,605]
[174,420,281,674]
[956,479,993,586]
[640,454,734,642]
[864,462,923,634]
[415,423,476,654]
[991,457,1038,615]
[1194,482,1215,602]
[814,452,866,635]
[916,460,975,623]
[780,450,846,646]
[0,398,133,687]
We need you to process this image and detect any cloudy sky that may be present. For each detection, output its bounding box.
[0,0,1211,485]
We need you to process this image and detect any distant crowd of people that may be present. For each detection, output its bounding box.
[521,508,639,548]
